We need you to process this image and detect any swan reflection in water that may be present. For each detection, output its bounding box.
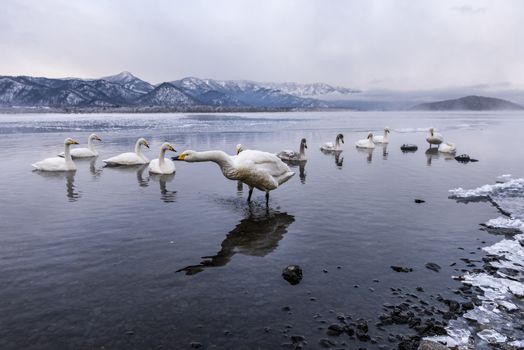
[89,157,103,178]
[425,147,453,166]
[149,173,177,203]
[357,147,374,163]
[34,171,80,202]
[321,149,343,168]
[382,144,389,160]
[105,165,176,201]
[177,208,295,275]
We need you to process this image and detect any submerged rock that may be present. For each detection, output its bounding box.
[415,199,426,204]
[282,265,303,285]
[455,154,479,163]
[391,265,413,273]
[401,144,418,152]
[425,262,441,272]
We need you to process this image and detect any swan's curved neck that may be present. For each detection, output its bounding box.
[384,130,389,139]
[191,150,233,170]
[88,137,95,151]
[299,143,306,159]
[64,143,73,165]
[159,147,167,166]
[135,141,143,156]
[335,136,341,148]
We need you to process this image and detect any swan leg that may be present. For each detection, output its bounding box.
[265,192,269,207]
[247,187,254,202]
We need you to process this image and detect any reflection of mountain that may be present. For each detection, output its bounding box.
[34,171,80,202]
[177,210,295,275]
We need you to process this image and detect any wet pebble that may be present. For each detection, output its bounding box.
[424,262,441,272]
[282,265,303,285]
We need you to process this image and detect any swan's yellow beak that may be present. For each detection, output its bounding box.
[177,154,186,160]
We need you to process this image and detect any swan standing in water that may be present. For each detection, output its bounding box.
[372,128,390,144]
[32,138,79,171]
[103,138,150,166]
[148,143,177,175]
[426,128,444,148]
[320,134,344,152]
[277,138,307,162]
[438,141,456,154]
[59,133,102,158]
[175,149,294,205]
[355,132,375,149]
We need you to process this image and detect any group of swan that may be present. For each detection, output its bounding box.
[33,135,177,175]
[32,126,457,205]
[426,128,456,154]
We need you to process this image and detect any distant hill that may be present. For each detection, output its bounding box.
[0,72,360,112]
[411,95,524,111]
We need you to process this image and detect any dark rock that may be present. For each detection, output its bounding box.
[125,330,135,335]
[327,324,345,336]
[282,306,291,312]
[401,144,418,152]
[355,319,369,333]
[425,262,441,272]
[414,199,425,203]
[461,301,474,311]
[264,327,272,333]
[416,287,425,292]
[391,265,413,273]
[282,265,303,285]
[356,330,370,341]
[190,342,202,348]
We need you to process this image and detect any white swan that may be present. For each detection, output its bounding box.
[148,143,177,175]
[103,138,150,166]
[175,149,294,205]
[277,138,307,162]
[32,138,79,171]
[320,134,344,152]
[372,127,390,144]
[355,132,375,149]
[59,133,102,158]
[426,128,444,147]
[438,141,456,154]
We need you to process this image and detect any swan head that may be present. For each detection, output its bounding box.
[236,144,244,155]
[89,133,102,142]
[300,138,307,149]
[336,134,344,144]
[161,142,176,152]
[176,150,196,161]
[137,138,150,149]
[367,132,373,139]
[384,127,390,134]
[429,127,434,136]
[65,138,79,145]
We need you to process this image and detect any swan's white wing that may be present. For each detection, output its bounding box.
[235,150,294,189]
[32,157,67,171]
[103,152,147,165]
[277,150,298,159]
[321,142,335,150]
[373,136,384,143]
[71,148,97,158]
[148,159,176,174]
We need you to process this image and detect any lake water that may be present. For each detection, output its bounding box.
[0,111,523,349]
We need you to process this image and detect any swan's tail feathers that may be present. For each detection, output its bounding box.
[278,171,295,185]
[31,163,40,170]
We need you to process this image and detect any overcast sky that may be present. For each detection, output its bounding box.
[1,0,523,91]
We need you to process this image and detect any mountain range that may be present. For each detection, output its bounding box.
[411,95,524,111]
[0,72,358,111]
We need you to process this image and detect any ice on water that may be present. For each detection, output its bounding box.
[439,176,524,347]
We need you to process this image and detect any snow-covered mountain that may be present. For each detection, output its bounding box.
[0,72,357,110]
[101,71,154,94]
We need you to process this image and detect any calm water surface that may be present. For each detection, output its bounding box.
[0,111,523,349]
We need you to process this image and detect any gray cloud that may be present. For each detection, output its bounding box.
[1,0,523,91]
